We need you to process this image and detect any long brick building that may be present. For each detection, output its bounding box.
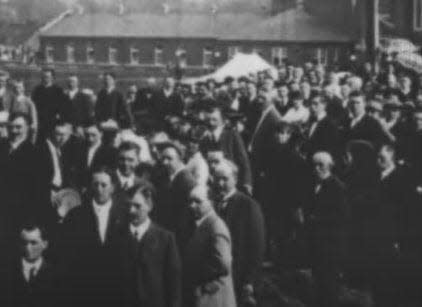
[38,0,364,75]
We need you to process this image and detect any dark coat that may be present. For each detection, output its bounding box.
[344,115,389,149]
[62,200,128,307]
[95,88,133,128]
[201,126,252,191]
[305,117,340,160]
[305,176,348,268]
[66,91,95,126]
[216,192,265,291]
[154,90,185,117]
[369,167,412,263]
[0,140,42,220]
[248,105,282,175]
[31,84,69,139]
[80,144,118,187]
[154,168,196,234]
[10,260,57,307]
[37,136,84,191]
[120,222,182,307]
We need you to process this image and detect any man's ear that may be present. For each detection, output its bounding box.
[42,240,49,250]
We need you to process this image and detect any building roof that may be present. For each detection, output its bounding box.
[41,9,355,43]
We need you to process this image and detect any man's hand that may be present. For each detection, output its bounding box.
[294,208,305,225]
[242,284,257,306]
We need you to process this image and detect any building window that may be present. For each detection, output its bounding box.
[228,46,241,59]
[316,48,329,65]
[130,47,140,65]
[154,47,164,66]
[333,48,340,63]
[86,44,95,64]
[203,47,213,67]
[108,46,118,64]
[45,45,54,63]
[66,44,75,63]
[271,47,287,65]
[415,0,422,30]
[175,47,187,68]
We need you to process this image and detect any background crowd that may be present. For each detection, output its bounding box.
[0,56,422,307]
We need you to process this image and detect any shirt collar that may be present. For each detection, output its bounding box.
[22,257,43,272]
[316,111,327,122]
[106,86,115,94]
[89,141,101,151]
[381,164,396,180]
[10,138,26,151]
[196,210,214,227]
[223,189,237,202]
[170,166,184,182]
[130,218,151,240]
[212,125,225,141]
[116,170,135,186]
[92,199,113,214]
[352,112,365,124]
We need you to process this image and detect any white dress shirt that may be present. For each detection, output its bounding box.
[87,142,101,168]
[212,125,225,142]
[309,112,327,137]
[196,210,214,227]
[282,105,310,124]
[47,139,63,188]
[130,218,151,242]
[67,88,78,100]
[22,258,43,282]
[350,113,365,128]
[92,199,113,243]
[169,166,184,183]
[186,152,209,186]
[381,165,396,181]
[9,138,25,153]
[116,170,136,190]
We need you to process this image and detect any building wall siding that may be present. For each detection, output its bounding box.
[39,36,352,68]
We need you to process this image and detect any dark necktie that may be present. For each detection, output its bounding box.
[28,267,37,283]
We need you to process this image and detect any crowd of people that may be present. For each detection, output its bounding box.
[0,57,422,307]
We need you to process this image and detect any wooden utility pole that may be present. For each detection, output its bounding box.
[367,0,380,63]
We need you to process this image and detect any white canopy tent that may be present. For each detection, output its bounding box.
[183,52,278,84]
[380,38,419,54]
[396,51,422,74]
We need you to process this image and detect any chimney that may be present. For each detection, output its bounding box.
[296,0,304,11]
[271,0,296,15]
[163,3,171,15]
[117,0,125,15]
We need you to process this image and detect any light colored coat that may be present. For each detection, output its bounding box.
[184,211,237,307]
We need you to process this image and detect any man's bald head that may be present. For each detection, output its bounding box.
[312,151,334,180]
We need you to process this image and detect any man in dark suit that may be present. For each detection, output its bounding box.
[212,160,265,305]
[95,72,133,128]
[62,166,127,307]
[120,181,182,307]
[31,69,69,141]
[344,92,389,149]
[80,121,117,187]
[38,120,83,193]
[64,75,95,130]
[8,223,57,307]
[305,95,340,160]
[0,113,40,224]
[202,105,252,194]
[154,77,185,118]
[369,144,412,307]
[304,152,348,307]
[184,184,236,307]
[115,141,147,198]
[153,142,196,237]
